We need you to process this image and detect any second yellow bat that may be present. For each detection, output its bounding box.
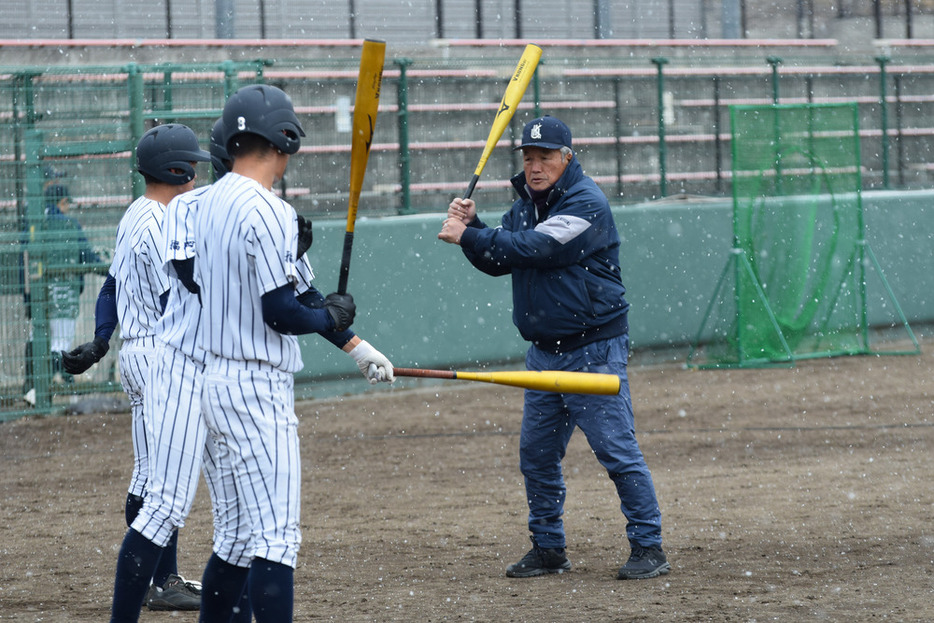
[462,43,542,200]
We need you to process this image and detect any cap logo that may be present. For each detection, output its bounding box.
[530,123,543,140]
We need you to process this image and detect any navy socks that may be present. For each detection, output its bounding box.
[152,529,179,587]
[199,553,250,623]
[249,558,293,623]
[109,529,162,623]
[199,554,289,623]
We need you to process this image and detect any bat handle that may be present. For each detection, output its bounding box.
[393,367,456,380]
[337,231,354,295]
[462,175,479,201]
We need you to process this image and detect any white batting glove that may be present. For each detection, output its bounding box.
[348,340,395,385]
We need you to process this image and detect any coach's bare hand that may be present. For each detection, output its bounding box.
[438,217,467,245]
[448,197,476,223]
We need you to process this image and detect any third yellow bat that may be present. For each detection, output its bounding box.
[393,367,620,395]
[462,43,542,200]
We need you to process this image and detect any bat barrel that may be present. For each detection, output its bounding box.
[393,367,619,395]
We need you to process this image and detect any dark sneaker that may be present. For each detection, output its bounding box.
[617,545,671,580]
[146,574,201,611]
[506,537,572,578]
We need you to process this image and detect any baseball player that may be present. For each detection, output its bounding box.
[98,118,260,623]
[62,123,212,619]
[191,84,393,623]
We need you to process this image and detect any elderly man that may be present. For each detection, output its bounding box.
[438,115,669,581]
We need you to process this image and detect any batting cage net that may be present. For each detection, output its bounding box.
[687,102,919,368]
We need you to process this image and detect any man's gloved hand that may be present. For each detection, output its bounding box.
[348,340,395,384]
[324,292,356,332]
[296,214,314,259]
[61,336,110,375]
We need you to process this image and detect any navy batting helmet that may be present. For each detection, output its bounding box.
[136,123,211,185]
[209,117,231,178]
[223,84,305,155]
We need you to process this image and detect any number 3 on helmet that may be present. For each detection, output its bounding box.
[223,84,306,155]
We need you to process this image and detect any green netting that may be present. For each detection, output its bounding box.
[688,103,918,368]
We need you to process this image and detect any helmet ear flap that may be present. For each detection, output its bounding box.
[136,123,212,185]
[210,117,231,177]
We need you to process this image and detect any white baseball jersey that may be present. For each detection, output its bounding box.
[193,171,309,569]
[110,195,169,341]
[109,194,169,497]
[132,185,233,547]
[193,172,304,372]
[155,186,209,364]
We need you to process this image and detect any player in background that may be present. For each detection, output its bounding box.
[42,183,103,384]
[192,83,393,623]
[62,123,212,618]
[438,116,669,581]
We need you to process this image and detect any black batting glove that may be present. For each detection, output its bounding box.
[324,292,356,332]
[61,336,110,375]
[296,214,314,259]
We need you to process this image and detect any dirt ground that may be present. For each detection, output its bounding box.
[1,337,933,622]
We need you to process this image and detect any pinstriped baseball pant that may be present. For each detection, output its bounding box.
[133,344,246,557]
[118,336,157,499]
[202,356,302,569]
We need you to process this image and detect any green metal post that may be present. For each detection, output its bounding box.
[767,56,783,194]
[713,75,723,193]
[894,73,904,187]
[11,73,37,225]
[651,57,668,198]
[532,61,542,118]
[24,129,53,411]
[127,64,146,198]
[875,55,890,189]
[395,58,413,215]
[767,56,782,104]
[162,70,174,122]
[253,59,272,85]
[223,60,239,97]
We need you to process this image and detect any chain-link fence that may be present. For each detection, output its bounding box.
[2,52,933,417]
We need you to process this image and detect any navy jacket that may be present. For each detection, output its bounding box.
[459,157,629,353]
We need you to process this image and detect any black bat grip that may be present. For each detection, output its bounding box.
[463,175,479,200]
[337,231,354,295]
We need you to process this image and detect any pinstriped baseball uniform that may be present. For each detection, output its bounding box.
[110,195,170,498]
[132,186,247,554]
[193,172,305,568]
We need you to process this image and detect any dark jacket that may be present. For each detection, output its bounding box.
[44,203,101,318]
[459,157,629,353]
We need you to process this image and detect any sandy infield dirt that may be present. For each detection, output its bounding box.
[1,337,932,622]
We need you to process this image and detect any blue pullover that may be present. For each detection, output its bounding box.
[459,157,629,354]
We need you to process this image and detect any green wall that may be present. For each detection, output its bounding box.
[297,190,931,399]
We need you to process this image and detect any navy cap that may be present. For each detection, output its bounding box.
[44,183,70,202]
[43,165,67,179]
[514,115,572,151]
